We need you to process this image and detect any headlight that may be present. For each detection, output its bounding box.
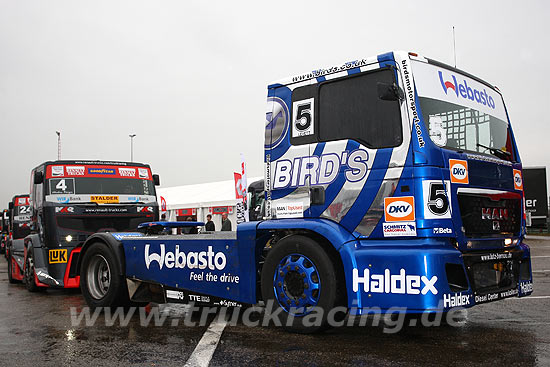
[65,235,73,242]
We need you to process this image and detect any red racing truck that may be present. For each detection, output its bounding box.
[10,160,160,291]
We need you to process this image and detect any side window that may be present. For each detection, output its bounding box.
[319,68,402,148]
[34,168,44,211]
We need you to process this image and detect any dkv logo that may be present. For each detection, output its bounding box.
[384,196,415,222]
[449,159,469,184]
[513,169,523,190]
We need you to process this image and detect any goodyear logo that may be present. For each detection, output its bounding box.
[88,168,116,175]
[90,195,119,204]
[49,249,67,264]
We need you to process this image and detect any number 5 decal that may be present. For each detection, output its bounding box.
[292,98,314,138]
[422,180,452,219]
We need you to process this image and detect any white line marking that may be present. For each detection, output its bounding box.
[533,270,550,273]
[532,256,550,258]
[184,316,227,367]
[506,296,550,300]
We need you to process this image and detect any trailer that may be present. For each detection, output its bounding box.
[78,51,533,332]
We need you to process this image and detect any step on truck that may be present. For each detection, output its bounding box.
[78,51,533,332]
[16,160,160,291]
[7,195,31,283]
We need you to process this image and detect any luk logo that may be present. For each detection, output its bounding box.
[49,249,67,264]
[438,70,496,109]
[145,244,227,271]
[513,169,523,190]
[449,159,468,184]
[384,196,415,222]
[352,268,438,295]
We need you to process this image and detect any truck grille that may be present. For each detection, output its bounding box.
[458,193,521,237]
[56,216,148,233]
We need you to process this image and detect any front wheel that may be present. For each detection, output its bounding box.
[7,251,18,284]
[261,235,345,333]
[24,251,43,292]
[80,242,132,309]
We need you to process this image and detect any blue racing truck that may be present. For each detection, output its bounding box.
[77,51,533,332]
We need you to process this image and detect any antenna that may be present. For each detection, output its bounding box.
[453,26,457,68]
[56,131,61,160]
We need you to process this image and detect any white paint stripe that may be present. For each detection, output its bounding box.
[532,255,550,258]
[506,296,550,300]
[533,270,550,273]
[184,317,227,367]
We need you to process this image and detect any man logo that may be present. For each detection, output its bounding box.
[449,159,469,184]
[49,249,68,264]
[384,196,415,222]
[513,169,523,190]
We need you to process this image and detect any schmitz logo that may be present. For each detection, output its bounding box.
[513,169,523,190]
[66,166,85,176]
[145,244,227,270]
[352,268,438,295]
[382,222,416,237]
[449,159,468,184]
[384,196,415,222]
[119,168,136,177]
[439,70,496,109]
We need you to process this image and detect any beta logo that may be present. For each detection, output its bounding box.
[384,196,415,222]
[449,159,469,184]
[513,169,523,190]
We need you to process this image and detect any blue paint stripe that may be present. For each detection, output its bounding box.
[339,148,393,230]
[347,67,361,75]
[316,76,326,83]
[377,52,395,67]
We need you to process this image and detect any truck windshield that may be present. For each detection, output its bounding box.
[412,60,514,160]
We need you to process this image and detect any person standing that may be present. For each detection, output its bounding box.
[221,213,232,231]
[205,214,215,231]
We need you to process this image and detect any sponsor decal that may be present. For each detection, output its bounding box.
[137,206,154,213]
[292,98,315,138]
[433,227,453,234]
[352,268,438,295]
[119,167,136,177]
[513,169,523,190]
[166,290,185,300]
[55,207,74,213]
[384,196,415,222]
[273,149,369,189]
[475,288,518,304]
[88,168,116,175]
[383,222,417,237]
[481,208,508,221]
[449,159,469,184]
[189,294,211,303]
[291,59,370,83]
[265,97,289,148]
[90,195,119,204]
[439,70,496,109]
[401,59,425,148]
[36,270,60,285]
[138,168,149,179]
[17,197,29,206]
[145,244,227,271]
[111,233,144,241]
[275,202,304,219]
[443,293,471,308]
[52,166,64,177]
[66,166,85,176]
[49,249,68,264]
[480,252,512,261]
[520,281,533,294]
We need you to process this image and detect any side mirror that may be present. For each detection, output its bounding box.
[310,186,325,206]
[378,82,404,101]
[34,171,44,184]
[19,226,31,238]
[8,202,13,210]
[153,174,160,186]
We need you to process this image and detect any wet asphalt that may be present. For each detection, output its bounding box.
[0,237,549,367]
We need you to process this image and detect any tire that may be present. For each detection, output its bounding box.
[80,241,133,309]
[261,235,343,333]
[24,251,44,292]
[7,251,18,284]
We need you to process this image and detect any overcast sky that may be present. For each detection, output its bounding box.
[1,0,548,206]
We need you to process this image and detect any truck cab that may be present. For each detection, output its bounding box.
[19,160,160,291]
[7,195,31,283]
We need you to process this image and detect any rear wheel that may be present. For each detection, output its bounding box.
[80,242,133,308]
[261,235,344,333]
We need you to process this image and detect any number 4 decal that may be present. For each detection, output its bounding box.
[422,180,452,219]
[292,98,314,138]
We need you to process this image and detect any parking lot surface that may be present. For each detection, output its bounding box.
[0,237,549,367]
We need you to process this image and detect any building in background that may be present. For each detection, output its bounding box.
[156,177,262,231]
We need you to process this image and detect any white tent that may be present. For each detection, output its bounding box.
[156,177,263,230]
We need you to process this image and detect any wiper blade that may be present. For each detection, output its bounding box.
[476,143,511,160]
